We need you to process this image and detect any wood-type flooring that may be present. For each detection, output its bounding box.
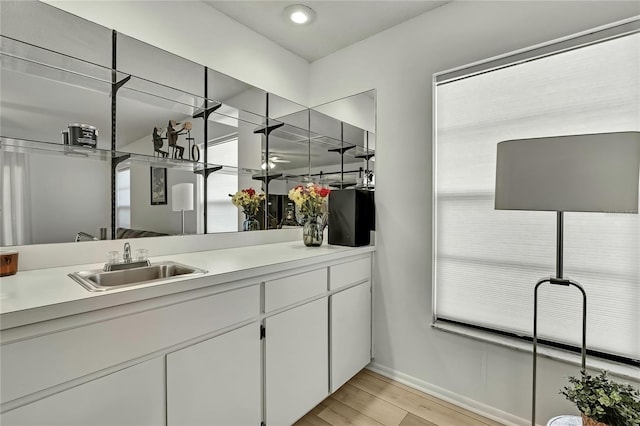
[294,369,504,426]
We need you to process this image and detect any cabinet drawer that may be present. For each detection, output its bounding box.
[1,284,259,404]
[265,269,327,313]
[329,256,371,290]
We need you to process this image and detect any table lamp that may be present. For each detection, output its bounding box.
[494,132,640,426]
[172,183,194,235]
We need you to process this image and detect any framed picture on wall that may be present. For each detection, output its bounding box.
[150,166,167,205]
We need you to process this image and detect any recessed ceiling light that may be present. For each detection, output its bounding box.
[284,4,316,25]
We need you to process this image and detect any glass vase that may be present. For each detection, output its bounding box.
[302,216,324,247]
[242,214,259,231]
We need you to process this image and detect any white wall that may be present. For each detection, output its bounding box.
[312,92,376,134]
[128,163,198,235]
[28,153,110,244]
[43,0,310,106]
[309,1,640,424]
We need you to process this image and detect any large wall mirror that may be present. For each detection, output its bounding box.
[0,1,375,246]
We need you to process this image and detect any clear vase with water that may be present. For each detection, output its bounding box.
[302,216,325,246]
[242,214,259,231]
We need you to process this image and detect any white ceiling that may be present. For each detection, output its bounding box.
[204,1,450,62]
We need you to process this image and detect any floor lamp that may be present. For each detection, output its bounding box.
[494,132,640,426]
[172,183,194,235]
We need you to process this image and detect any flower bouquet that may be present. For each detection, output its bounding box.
[288,183,331,246]
[230,188,265,231]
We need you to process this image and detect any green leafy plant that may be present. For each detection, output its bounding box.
[560,370,640,426]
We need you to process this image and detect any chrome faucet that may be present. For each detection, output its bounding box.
[123,242,132,263]
[103,242,150,272]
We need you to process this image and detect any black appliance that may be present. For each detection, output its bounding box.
[328,189,374,247]
[68,123,98,147]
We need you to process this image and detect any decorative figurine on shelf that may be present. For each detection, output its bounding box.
[167,120,185,159]
[152,127,168,158]
[183,121,200,162]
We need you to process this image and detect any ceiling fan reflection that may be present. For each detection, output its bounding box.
[261,155,291,169]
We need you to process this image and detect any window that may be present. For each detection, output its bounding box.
[116,168,131,229]
[206,138,239,233]
[433,21,639,364]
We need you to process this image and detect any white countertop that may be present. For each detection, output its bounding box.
[0,242,374,330]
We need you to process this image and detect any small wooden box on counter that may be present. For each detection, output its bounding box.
[0,252,18,276]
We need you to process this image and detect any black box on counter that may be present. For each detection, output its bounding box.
[328,189,374,247]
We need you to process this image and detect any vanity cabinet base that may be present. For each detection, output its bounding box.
[0,252,373,426]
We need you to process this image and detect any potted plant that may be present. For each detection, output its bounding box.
[560,370,640,426]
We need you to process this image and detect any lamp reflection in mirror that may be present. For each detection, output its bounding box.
[494,132,640,426]
[172,183,194,235]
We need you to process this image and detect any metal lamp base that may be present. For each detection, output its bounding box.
[531,212,587,426]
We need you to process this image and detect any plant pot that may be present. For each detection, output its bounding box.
[581,414,609,426]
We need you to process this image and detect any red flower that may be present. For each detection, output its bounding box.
[318,187,331,198]
[243,188,256,196]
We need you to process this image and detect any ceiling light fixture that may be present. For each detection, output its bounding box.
[261,160,276,170]
[284,4,316,25]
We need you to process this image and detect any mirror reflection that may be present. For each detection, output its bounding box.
[0,2,375,246]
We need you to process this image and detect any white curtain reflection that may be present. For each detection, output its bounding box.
[1,151,32,245]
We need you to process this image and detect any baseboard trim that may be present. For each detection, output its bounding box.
[366,362,530,426]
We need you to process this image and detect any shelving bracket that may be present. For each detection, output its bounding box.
[194,165,223,178]
[355,152,375,160]
[111,153,131,168]
[112,74,131,94]
[251,173,283,185]
[193,103,222,120]
[328,145,356,154]
[253,122,284,136]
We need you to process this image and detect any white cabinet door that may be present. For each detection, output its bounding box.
[0,357,164,426]
[265,297,328,426]
[330,281,372,392]
[166,323,261,426]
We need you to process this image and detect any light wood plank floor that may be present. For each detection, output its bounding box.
[294,369,504,426]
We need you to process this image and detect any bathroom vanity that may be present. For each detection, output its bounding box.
[0,242,374,425]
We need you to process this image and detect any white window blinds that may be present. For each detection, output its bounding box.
[434,27,639,361]
[206,139,239,233]
[116,168,131,230]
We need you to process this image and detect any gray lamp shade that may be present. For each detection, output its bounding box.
[495,132,640,213]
